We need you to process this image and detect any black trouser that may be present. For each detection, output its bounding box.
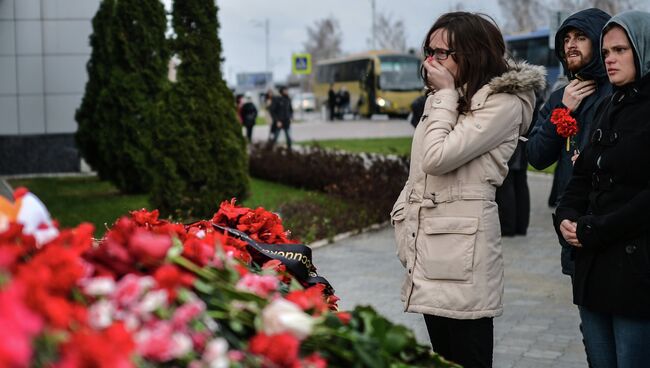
[495,168,529,236]
[424,314,494,368]
[244,124,254,142]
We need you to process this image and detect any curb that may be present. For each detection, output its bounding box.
[309,221,390,249]
[0,178,12,199]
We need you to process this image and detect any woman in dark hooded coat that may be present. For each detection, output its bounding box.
[556,11,650,367]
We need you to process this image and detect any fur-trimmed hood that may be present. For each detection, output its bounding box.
[488,62,547,95]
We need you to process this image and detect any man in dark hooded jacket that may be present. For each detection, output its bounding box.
[527,8,611,277]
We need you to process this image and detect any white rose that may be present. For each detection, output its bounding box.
[88,299,115,329]
[137,289,168,315]
[203,338,230,368]
[82,276,116,296]
[262,298,314,339]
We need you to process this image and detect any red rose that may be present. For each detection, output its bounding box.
[129,229,172,266]
[249,332,300,367]
[298,353,328,368]
[335,312,352,325]
[286,284,329,316]
[58,322,135,368]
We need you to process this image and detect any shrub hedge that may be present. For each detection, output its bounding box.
[249,143,409,240]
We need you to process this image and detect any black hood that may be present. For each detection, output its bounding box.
[554,8,611,81]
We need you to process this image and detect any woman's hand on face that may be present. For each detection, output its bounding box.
[562,79,597,112]
[560,219,582,248]
[423,56,455,91]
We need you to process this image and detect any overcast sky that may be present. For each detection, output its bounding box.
[164,0,508,86]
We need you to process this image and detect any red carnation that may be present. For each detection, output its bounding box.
[550,107,579,151]
[249,332,300,367]
[129,229,172,267]
[286,284,329,316]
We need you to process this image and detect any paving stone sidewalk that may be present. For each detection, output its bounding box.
[312,173,588,368]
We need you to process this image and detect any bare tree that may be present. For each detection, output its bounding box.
[303,16,342,63]
[372,12,407,52]
[560,0,645,14]
[497,0,549,33]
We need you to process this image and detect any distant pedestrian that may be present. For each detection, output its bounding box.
[264,89,278,141]
[557,11,650,368]
[327,84,336,121]
[270,86,293,150]
[235,94,244,124]
[339,86,350,119]
[409,93,427,128]
[240,94,257,143]
[391,12,544,368]
[495,89,543,237]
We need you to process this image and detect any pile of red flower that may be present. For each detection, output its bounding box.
[0,197,457,368]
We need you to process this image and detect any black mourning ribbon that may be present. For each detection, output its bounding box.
[211,224,334,295]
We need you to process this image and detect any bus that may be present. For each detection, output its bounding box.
[505,28,562,98]
[313,51,422,118]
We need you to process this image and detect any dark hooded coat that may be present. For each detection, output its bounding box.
[555,11,650,318]
[526,8,612,275]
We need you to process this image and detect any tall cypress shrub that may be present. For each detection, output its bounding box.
[149,0,249,218]
[76,0,169,193]
[75,0,116,181]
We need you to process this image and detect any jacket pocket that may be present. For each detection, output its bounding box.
[391,206,408,268]
[625,240,650,281]
[419,216,479,281]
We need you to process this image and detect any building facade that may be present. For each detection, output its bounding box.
[0,0,100,175]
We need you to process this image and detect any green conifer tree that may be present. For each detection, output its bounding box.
[149,0,249,218]
[76,0,169,193]
[75,0,117,182]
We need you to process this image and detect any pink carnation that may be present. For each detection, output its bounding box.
[172,299,206,329]
[235,274,278,298]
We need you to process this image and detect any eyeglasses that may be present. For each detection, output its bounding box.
[425,47,456,61]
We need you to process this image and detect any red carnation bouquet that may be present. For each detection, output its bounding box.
[550,107,579,151]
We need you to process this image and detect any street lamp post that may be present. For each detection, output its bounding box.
[370,0,376,50]
[251,18,271,89]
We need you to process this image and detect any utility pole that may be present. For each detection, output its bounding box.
[265,18,270,84]
[251,18,271,89]
[370,0,376,50]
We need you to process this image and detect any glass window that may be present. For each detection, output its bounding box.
[378,56,422,91]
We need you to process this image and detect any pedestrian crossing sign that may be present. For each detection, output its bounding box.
[292,53,312,75]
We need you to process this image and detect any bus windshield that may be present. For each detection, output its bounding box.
[378,56,422,91]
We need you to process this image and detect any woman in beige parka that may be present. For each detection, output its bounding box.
[390,12,546,368]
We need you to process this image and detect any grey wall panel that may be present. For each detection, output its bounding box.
[17,55,44,94]
[0,0,15,21]
[43,20,92,54]
[0,96,18,134]
[15,20,42,55]
[0,20,16,56]
[15,0,40,20]
[0,133,80,174]
[43,0,100,20]
[45,94,81,133]
[0,56,17,94]
[44,55,87,94]
[18,95,45,133]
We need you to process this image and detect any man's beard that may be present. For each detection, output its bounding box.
[566,54,588,72]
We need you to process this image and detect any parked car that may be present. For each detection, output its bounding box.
[291,92,316,112]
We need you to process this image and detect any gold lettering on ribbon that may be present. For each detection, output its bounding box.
[261,249,312,269]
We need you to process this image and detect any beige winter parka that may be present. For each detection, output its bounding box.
[391,63,546,319]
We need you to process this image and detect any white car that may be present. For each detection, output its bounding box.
[291,92,316,112]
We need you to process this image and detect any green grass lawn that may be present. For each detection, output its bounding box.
[304,137,556,174]
[303,137,413,156]
[7,176,334,238]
